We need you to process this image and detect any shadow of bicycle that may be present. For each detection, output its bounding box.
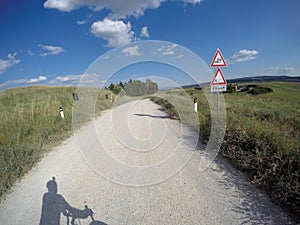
[39,177,108,225]
[89,221,108,225]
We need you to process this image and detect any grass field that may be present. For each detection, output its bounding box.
[219,83,299,219]
[0,86,113,198]
[152,82,300,221]
[0,83,299,221]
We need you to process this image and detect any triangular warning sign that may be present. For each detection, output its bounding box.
[210,49,227,67]
[211,68,227,85]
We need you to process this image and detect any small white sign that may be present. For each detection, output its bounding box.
[211,85,227,92]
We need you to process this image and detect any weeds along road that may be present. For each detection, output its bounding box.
[0,99,295,225]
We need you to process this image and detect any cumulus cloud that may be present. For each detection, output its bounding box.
[140,26,150,38]
[39,44,65,56]
[44,0,164,18]
[44,0,204,46]
[91,18,134,47]
[44,0,204,18]
[229,49,259,64]
[122,46,141,56]
[28,76,47,83]
[0,53,21,75]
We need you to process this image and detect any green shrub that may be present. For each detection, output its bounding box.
[247,86,273,95]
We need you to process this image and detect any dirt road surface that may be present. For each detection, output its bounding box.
[0,100,294,225]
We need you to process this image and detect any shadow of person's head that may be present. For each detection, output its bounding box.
[46,177,57,194]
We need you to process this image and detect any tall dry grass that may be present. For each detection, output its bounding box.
[0,86,112,197]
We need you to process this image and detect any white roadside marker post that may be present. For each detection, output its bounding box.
[59,106,64,119]
[194,97,198,113]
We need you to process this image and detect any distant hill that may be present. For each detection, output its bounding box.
[182,75,300,89]
[227,75,300,83]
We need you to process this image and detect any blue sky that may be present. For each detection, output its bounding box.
[0,0,299,90]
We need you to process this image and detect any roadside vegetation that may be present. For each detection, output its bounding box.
[0,86,112,198]
[1,81,298,221]
[0,79,159,199]
[152,82,300,221]
[150,97,179,119]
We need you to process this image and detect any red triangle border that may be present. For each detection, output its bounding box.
[210,48,227,67]
[211,68,227,85]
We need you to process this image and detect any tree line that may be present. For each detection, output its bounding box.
[107,79,158,96]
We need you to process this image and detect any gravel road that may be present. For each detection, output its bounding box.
[0,99,295,225]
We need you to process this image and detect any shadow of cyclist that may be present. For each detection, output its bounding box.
[39,177,92,225]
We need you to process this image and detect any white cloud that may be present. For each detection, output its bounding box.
[49,74,82,84]
[43,0,77,12]
[0,76,47,90]
[229,49,259,64]
[79,73,104,86]
[44,0,204,47]
[0,53,21,75]
[0,79,26,89]
[77,20,87,25]
[28,50,35,56]
[39,44,65,56]
[182,0,204,3]
[100,54,110,60]
[156,46,166,52]
[122,46,141,57]
[0,74,105,90]
[44,0,164,18]
[49,73,104,87]
[91,18,134,47]
[49,73,101,86]
[44,0,203,18]
[256,67,297,76]
[175,54,184,59]
[162,44,178,55]
[140,26,150,38]
[28,76,47,83]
